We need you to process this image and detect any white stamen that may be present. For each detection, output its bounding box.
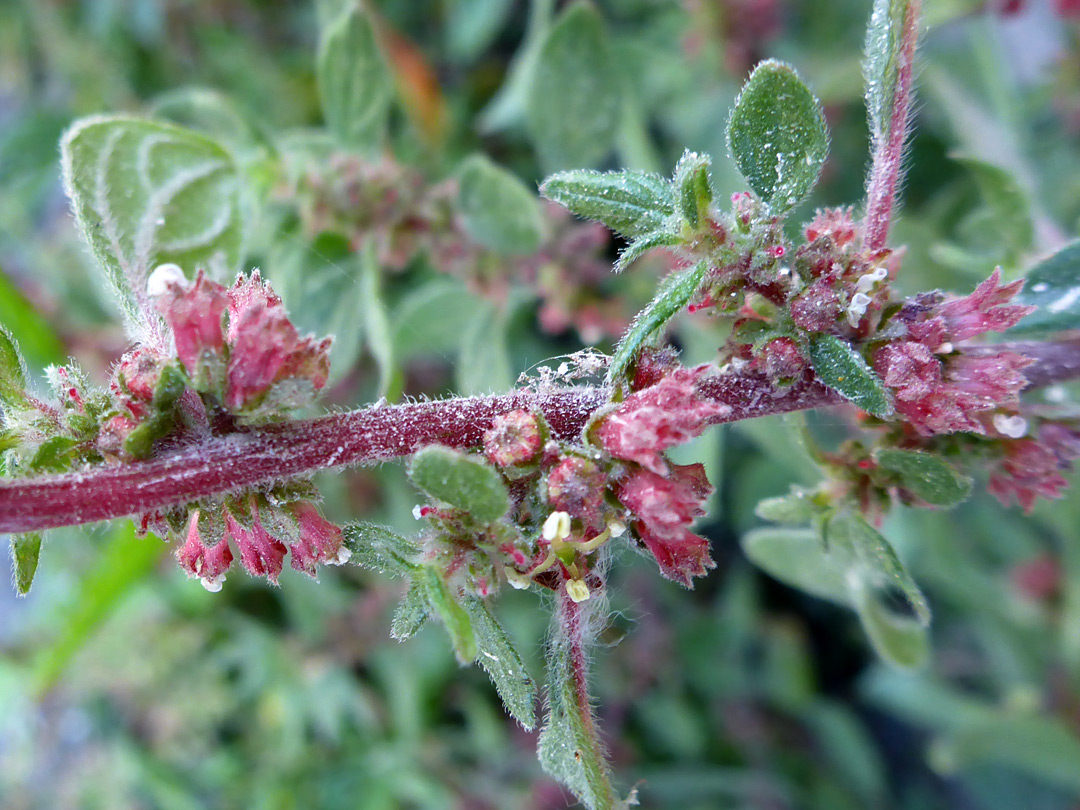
[566,579,591,603]
[607,520,627,538]
[542,511,572,541]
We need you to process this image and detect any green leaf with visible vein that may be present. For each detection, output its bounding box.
[419,567,477,664]
[463,597,537,729]
[808,333,893,419]
[317,4,393,151]
[61,116,244,338]
[672,150,714,229]
[875,449,972,507]
[391,580,431,640]
[615,230,681,274]
[0,325,28,408]
[540,168,674,239]
[607,261,709,385]
[727,60,828,214]
[742,527,852,605]
[863,0,913,159]
[343,522,420,577]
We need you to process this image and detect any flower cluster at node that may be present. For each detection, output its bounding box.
[172,493,350,591]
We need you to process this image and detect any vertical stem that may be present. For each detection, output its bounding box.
[863,0,921,251]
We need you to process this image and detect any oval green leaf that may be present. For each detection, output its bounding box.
[875,448,972,507]
[409,446,511,524]
[727,60,828,214]
[808,333,894,419]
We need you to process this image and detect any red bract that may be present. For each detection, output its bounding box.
[876,343,1032,435]
[938,268,1034,341]
[176,509,234,591]
[617,463,715,587]
[804,207,860,248]
[225,273,331,411]
[225,499,288,583]
[988,438,1070,513]
[158,270,228,380]
[111,348,165,418]
[286,500,349,576]
[598,364,729,475]
[546,457,606,526]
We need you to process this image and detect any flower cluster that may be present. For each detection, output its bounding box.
[155,267,331,417]
[987,422,1080,513]
[286,153,654,343]
[873,269,1034,436]
[174,494,350,591]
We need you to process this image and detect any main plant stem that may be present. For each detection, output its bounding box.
[1,339,1078,534]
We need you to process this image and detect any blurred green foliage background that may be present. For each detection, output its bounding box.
[2,0,1080,807]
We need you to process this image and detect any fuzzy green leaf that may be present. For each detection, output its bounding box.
[11,532,42,597]
[828,511,929,627]
[538,601,620,810]
[808,333,893,419]
[409,446,511,524]
[464,597,538,730]
[607,261,709,385]
[317,4,393,151]
[458,154,544,254]
[875,449,973,507]
[727,60,828,214]
[741,527,852,605]
[754,488,822,525]
[954,155,1033,267]
[672,150,714,229]
[390,580,431,640]
[419,567,477,664]
[0,325,28,408]
[525,2,621,170]
[61,116,244,337]
[850,574,929,670]
[540,169,674,239]
[1010,240,1080,335]
[342,521,421,576]
[614,229,681,274]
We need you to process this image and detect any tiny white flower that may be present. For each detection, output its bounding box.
[607,520,627,538]
[330,546,353,565]
[201,573,225,593]
[855,267,888,294]
[147,263,187,296]
[846,292,872,327]
[993,413,1028,438]
[412,504,424,520]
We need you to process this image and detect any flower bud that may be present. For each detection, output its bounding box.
[483,410,543,467]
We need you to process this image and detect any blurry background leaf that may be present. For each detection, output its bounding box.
[457,154,544,255]
[526,2,621,171]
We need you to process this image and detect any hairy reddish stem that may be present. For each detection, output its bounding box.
[863,0,921,251]
[1,339,1077,534]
